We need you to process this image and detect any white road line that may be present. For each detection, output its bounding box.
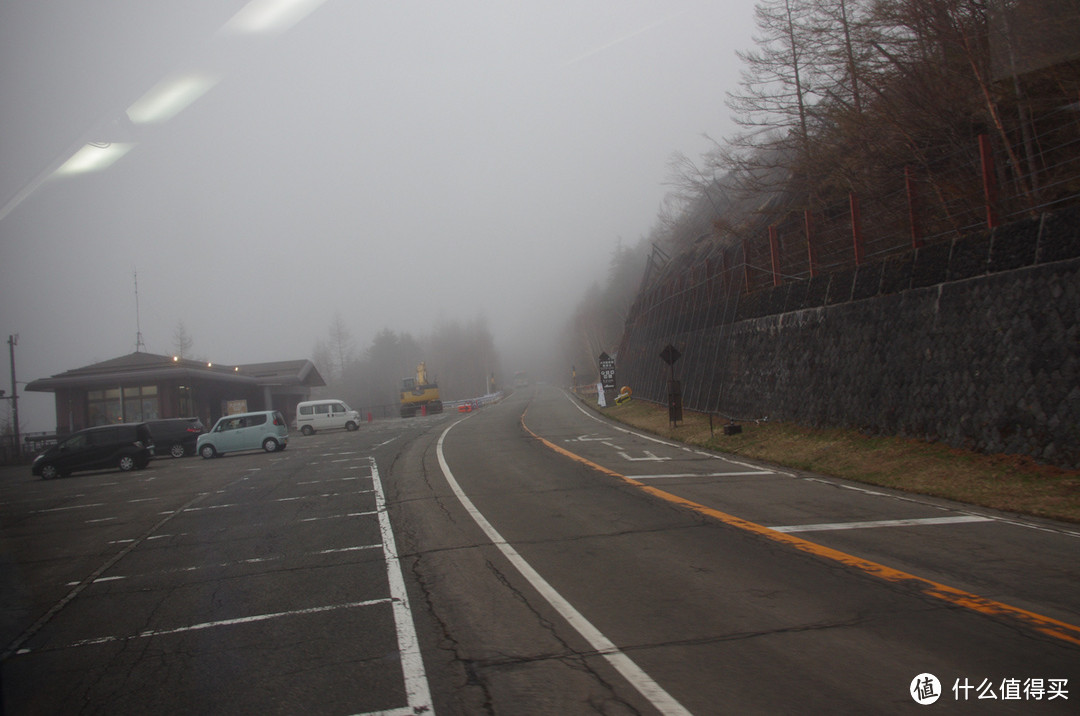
[631,471,772,479]
[558,392,1080,540]
[369,457,434,715]
[3,489,219,660]
[91,545,382,582]
[62,599,391,650]
[33,503,105,513]
[315,545,381,555]
[299,510,377,522]
[437,419,692,716]
[560,391,794,477]
[769,515,994,533]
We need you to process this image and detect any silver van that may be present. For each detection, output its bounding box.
[295,399,361,435]
[197,410,288,458]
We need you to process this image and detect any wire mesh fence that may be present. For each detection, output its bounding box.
[617,104,1080,417]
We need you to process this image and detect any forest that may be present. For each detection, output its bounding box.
[562,0,1080,382]
[311,315,500,416]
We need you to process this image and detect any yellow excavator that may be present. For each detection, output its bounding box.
[400,362,443,417]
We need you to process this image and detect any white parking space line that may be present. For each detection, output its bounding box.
[438,419,692,716]
[33,503,105,513]
[369,457,434,715]
[73,544,384,583]
[769,515,994,533]
[65,599,392,649]
[299,510,377,522]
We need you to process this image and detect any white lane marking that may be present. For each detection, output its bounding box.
[630,471,773,479]
[86,517,118,524]
[369,457,434,715]
[558,392,1080,540]
[57,599,391,650]
[769,515,994,533]
[560,391,793,477]
[617,451,671,462]
[437,419,692,716]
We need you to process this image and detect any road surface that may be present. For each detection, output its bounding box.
[2,384,1077,713]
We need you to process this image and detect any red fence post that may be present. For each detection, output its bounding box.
[979,134,1000,229]
[905,165,923,249]
[768,225,782,286]
[849,191,864,265]
[804,209,817,277]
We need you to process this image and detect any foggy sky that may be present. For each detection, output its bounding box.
[1,1,755,432]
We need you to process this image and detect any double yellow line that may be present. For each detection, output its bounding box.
[521,411,1080,648]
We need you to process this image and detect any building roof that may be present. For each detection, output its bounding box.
[26,352,325,392]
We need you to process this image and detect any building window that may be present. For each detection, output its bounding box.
[88,386,158,425]
[88,389,121,426]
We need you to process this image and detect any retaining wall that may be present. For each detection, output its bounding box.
[618,206,1080,468]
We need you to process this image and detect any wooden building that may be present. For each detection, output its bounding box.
[26,352,325,435]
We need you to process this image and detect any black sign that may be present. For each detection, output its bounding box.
[598,352,616,390]
[659,344,682,366]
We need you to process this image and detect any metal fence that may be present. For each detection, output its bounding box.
[618,105,1080,416]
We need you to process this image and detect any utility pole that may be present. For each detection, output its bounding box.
[8,334,19,459]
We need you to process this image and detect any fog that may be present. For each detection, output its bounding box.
[1,1,754,432]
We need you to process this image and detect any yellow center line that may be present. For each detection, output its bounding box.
[521,410,1080,647]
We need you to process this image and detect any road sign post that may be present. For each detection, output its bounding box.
[659,344,682,427]
[598,352,616,407]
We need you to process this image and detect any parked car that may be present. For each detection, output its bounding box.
[197,410,288,459]
[32,423,154,480]
[294,399,361,435]
[147,417,205,458]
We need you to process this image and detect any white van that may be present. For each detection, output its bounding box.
[295,399,361,435]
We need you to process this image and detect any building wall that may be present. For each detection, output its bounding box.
[618,206,1080,468]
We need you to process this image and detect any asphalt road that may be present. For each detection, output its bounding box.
[1,384,1078,714]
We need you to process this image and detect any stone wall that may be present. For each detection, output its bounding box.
[618,206,1080,468]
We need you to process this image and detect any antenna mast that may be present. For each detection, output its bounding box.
[134,268,146,352]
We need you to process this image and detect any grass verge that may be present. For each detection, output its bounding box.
[587,397,1080,524]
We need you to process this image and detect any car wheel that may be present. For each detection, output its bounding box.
[346,421,358,431]
[118,455,136,472]
[301,425,314,436]
[262,438,279,453]
[169,443,186,458]
[200,444,217,459]
[40,464,58,480]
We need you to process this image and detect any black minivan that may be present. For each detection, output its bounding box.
[147,417,205,458]
[32,423,154,479]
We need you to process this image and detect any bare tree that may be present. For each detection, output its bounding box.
[325,311,355,384]
[172,320,194,359]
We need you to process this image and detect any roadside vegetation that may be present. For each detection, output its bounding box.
[591,397,1080,525]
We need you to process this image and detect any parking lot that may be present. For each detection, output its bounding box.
[0,428,431,714]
